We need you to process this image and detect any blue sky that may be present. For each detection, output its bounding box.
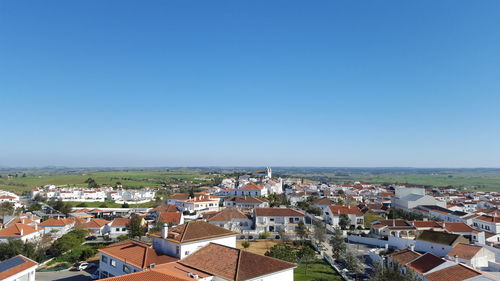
[1,0,499,167]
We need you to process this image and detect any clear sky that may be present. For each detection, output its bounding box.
[1,0,500,168]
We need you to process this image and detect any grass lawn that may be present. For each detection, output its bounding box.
[236,240,279,255]
[294,259,342,281]
[364,212,384,228]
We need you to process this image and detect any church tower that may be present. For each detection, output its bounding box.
[266,166,272,179]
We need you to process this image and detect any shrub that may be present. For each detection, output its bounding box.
[259,232,270,239]
[241,241,250,249]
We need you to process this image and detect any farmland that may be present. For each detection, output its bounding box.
[0,169,216,194]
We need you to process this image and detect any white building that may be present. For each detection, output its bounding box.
[151,220,238,259]
[254,207,305,233]
[0,255,38,281]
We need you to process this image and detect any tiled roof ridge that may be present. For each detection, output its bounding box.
[234,248,243,281]
[180,221,190,242]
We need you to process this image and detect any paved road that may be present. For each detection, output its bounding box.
[37,269,92,281]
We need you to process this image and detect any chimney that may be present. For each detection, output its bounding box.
[162,223,169,239]
[454,255,459,263]
[22,219,25,224]
[410,244,415,251]
[35,224,38,230]
[393,219,395,227]
[20,227,24,236]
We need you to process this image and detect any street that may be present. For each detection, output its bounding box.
[37,269,92,281]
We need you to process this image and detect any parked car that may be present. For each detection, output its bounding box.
[78,262,95,271]
[86,236,97,241]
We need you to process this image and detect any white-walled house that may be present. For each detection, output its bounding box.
[75,218,111,236]
[0,255,38,281]
[472,215,500,234]
[415,230,469,257]
[38,217,75,237]
[254,207,305,233]
[108,218,130,238]
[151,220,238,259]
[324,205,364,228]
[445,243,495,268]
[205,208,253,231]
[98,240,178,279]
[96,242,296,281]
[223,196,269,208]
[0,223,43,243]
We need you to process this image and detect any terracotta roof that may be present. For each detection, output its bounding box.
[254,208,305,217]
[406,253,446,274]
[239,183,264,190]
[170,193,190,200]
[158,212,182,224]
[328,205,363,216]
[447,244,483,260]
[387,249,421,265]
[98,267,191,281]
[206,208,249,222]
[5,218,35,227]
[0,223,39,237]
[475,215,500,223]
[39,217,74,227]
[424,264,481,281]
[98,240,178,269]
[76,218,110,229]
[312,198,336,205]
[154,204,179,213]
[442,222,475,233]
[156,220,238,243]
[111,218,131,227]
[179,243,296,280]
[411,220,442,228]
[0,255,38,280]
[155,262,211,278]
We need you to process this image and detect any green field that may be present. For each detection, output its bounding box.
[277,169,500,192]
[294,259,342,281]
[0,169,215,194]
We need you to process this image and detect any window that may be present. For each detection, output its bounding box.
[185,251,190,256]
[295,217,300,222]
[176,246,180,255]
[115,228,120,231]
[101,256,108,264]
[270,218,274,222]
[123,265,131,273]
[122,228,126,231]
[110,259,116,267]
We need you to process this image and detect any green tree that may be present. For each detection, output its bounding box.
[339,214,351,230]
[127,214,146,238]
[297,246,316,276]
[0,202,15,222]
[345,250,363,275]
[27,203,42,212]
[329,227,346,260]
[265,243,297,262]
[313,220,326,244]
[371,262,419,281]
[296,221,310,241]
[122,202,130,208]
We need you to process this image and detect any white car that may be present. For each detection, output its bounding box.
[78,262,94,271]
